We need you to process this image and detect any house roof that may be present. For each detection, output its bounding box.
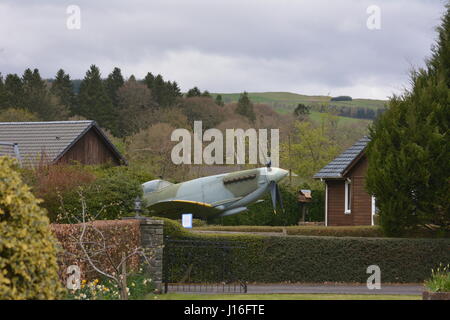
[0,120,126,167]
[313,136,370,179]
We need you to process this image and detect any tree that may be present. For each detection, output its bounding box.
[366,4,450,236]
[283,120,339,189]
[116,77,155,137]
[51,69,76,114]
[293,103,310,120]
[22,68,69,120]
[186,87,202,98]
[0,157,63,299]
[105,67,124,108]
[215,94,224,107]
[236,91,256,122]
[0,108,40,122]
[78,65,116,134]
[3,74,24,109]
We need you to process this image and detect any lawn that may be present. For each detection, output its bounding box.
[148,293,421,300]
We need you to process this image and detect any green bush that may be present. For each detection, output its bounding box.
[163,220,450,283]
[425,263,450,292]
[0,157,63,299]
[211,185,300,226]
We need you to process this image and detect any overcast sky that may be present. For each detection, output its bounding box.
[0,0,446,99]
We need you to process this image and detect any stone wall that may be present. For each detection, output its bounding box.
[123,217,164,291]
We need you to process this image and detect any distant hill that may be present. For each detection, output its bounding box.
[211,92,388,116]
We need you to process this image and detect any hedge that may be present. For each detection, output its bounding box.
[161,219,450,283]
[194,225,384,237]
[51,220,141,282]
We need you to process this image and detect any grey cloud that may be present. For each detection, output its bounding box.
[0,0,446,99]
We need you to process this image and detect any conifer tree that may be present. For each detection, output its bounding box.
[366,4,450,236]
[186,86,202,98]
[215,94,224,107]
[105,67,124,108]
[3,74,24,109]
[78,65,116,133]
[50,69,75,113]
[236,91,256,122]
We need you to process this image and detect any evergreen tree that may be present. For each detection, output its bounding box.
[186,86,202,98]
[4,74,24,109]
[294,103,310,120]
[366,4,450,236]
[78,65,116,133]
[0,74,7,109]
[105,67,124,108]
[215,94,224,107]
[236,91,256,122]
[21,68,68,120]
[50,69,75,113]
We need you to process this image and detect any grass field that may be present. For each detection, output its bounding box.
[148,293,420,300]
[212,92,387,112]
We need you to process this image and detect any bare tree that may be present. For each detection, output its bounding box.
[59,190,160,300]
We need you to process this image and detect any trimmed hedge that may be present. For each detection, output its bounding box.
[162,219,450,283]
[194,225,384,237]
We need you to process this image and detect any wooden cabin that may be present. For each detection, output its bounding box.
[313,137,377,226]
[0,120,126,167]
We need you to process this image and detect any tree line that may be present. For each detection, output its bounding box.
[0,65,256,137]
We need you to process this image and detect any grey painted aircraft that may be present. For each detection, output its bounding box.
[142,165,289,219]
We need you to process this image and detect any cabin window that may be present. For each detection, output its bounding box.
[344,179,351,214]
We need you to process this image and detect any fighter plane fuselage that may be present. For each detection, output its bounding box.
[142,167,288,219]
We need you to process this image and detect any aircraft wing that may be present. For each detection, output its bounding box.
[147,200,222,219]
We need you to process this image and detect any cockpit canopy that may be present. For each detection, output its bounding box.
[142,179,173,194]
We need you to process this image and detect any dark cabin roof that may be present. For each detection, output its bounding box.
[0,120,126,167]
[313,136,370,179]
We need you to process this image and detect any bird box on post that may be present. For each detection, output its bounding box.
[298,189,312,203]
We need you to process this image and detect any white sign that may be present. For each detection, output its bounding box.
[182,213,193,228]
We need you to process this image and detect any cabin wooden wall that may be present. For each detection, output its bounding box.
[326,155,372,226]
[57,128,121,165]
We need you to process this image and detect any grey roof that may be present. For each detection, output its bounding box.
[0,120,125,167]
[313,136,370,179]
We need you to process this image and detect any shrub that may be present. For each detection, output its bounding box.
[211,185,300,226]
[51,219,141,282]
[0,157,63,299]
[425,263,450,292]
[163,219,450,283]
[23,164,154,222]
[21,164,96,222]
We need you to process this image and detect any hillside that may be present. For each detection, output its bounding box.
[212,92,387,115]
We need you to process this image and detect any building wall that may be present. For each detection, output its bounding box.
[347,155,372,225]
[58,128,121,165]
[326,155,372,226]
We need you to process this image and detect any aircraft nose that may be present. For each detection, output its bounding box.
[266,167,289,182]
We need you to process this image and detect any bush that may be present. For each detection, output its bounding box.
[51,219,141,282]
[211,185,300,226]
[0,157,63,299]
[163,219,450,283]
[425,263,450,292]
[23,164,154,222]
